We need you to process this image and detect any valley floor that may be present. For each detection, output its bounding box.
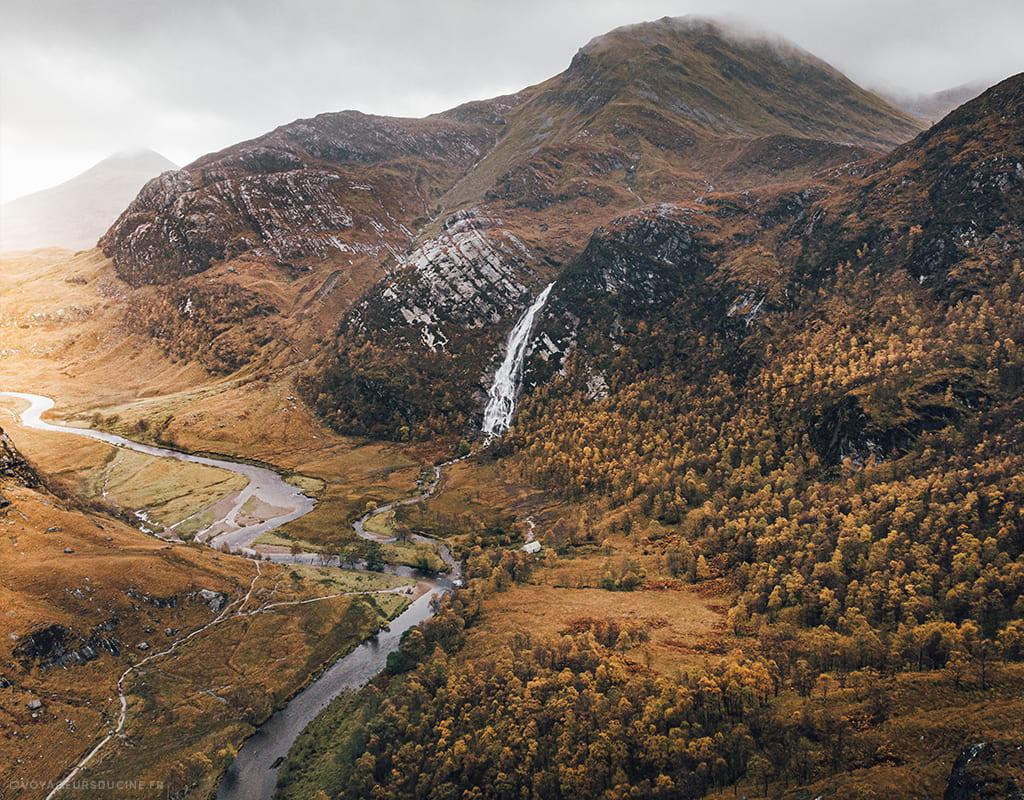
[3,247,1023,800]
[0,250,431,798]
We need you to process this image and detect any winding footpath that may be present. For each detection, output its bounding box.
[0,391,456,800]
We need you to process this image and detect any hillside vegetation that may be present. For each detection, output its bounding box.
[271,74,1024,800]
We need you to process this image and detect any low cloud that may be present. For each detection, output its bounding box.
[2,0,1021,200]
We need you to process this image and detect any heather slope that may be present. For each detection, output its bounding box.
[295,72,1024,800]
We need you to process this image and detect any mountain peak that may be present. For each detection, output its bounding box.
[575,14,804,60]
[102,148,176,166]
[552,14,917,147]
[0,149,178,251]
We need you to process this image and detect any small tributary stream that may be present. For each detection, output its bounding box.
[0,391,458,800]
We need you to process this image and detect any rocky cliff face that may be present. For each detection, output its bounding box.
[524,204,725,383]
[358,209,536,351]
[295,18,927,439]
[96,17,938,437]
[510,72,1024,475]
[0,427,38,507]
[800,73,1024,292]
[0,428,36,486]
[100,106,514,286]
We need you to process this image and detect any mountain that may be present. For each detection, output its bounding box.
[439,16,920,210]
[96,104,517,372]
[95,17,923,381]
[6,15,1024,800]
[293,16,920,437]
[99,108,511,286]
[880,80,989,124]
[290,72,1024,800]
[517,71,1024,460]
[0,149,176,252]
[102,18,919,287]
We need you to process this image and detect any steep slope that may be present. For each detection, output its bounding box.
[527,72,1024,392]
[97,102,519,373]
[441,16,919,210]
[514,72,1024,618]
[100,106,513,286]
[296,74,1024,800]
[0,426,38,508]
[0,150,176,251]
[804,72,1024,292]
[93,17,922,401]
[304,17,921,439]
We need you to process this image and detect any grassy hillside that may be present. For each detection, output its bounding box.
[269,75,1024,800]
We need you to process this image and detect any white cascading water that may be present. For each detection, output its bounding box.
[481,282,554,438]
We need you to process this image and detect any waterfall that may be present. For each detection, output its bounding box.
[481,282,554,437]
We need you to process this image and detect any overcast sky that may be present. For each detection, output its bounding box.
[2,0,1022,202]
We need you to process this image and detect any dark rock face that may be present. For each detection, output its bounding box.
[800,73,1024,292]
[13,620,121,670]
[191,588,228,612]
[303,207,542,438]
[0,428,37,487]
[0,428,38,506]
[127,587,178,608]
[100,110,509,286]
[555,206,712,309]
[525,204,727,386]
[944,741,1024,800]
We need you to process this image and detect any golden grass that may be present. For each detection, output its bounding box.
[0,397,247,531]
[0,476,416,798]
[472,579,729,672]
[0,481,253,794]
[283,564,414,593]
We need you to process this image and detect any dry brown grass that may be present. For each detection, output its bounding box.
[0,480,251,795]
[0,248,437,795]
[0,477,415,799]
[472,580,729,672]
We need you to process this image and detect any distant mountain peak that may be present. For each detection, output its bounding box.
[877,80,993,124]
[0,149,178,252]
[101,148,176,167]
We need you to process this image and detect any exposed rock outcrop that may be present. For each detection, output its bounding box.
[0,428,36,486]
[0,427,38,507]
[944,741,1024,800]
[100,108,512,286]
[13,620,121,670]
[299,19,926,440]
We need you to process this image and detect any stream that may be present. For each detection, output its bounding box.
[0,391,456,800]
[481,282,554,438]
[0,391,315,548]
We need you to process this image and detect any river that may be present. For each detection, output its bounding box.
[0,391,315,548]
[0,391,455,800]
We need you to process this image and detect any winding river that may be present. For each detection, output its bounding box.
[0,391,456,800]
[0,391,315,548]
